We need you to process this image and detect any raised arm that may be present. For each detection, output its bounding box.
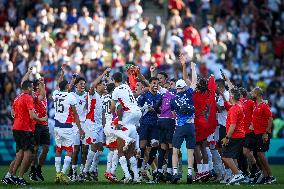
[136,66,149,87]
[190,62,197,90]
[21,67,33,87]
[150,65,157,78]
[92,68,111,88]
[56,66,65,90]
[180,54,191,86]
[37,78,46,101]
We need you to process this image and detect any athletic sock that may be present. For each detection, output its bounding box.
[129,156,139,179]
[62,156,72,174]
[119,156,131,178]
[207,147,213,171]
[167,168,173,175]
[72,165,77,174]
[80,164,84,174]
[106,151,114,173]
[138,148,145,169]
[55,157,61,173]
[5,172,11,178]
[111,150,119,175]
[147,147,158,165]
[204,164,209,172]
[167,148,173,168]
[90,151,101,173]
[173,167,178,175]
[197,164,203,174]
[158,149,166,170]
[83,150,96,173]
[188,167,193,176]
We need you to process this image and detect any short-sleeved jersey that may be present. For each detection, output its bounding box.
[112,84,140,112]
[52,90,77,124]
[226,103,245,138]
[171,87,195,126]
[137,91,162,124]
[252,102,272,134]
[34,92,48,126]
[159,90,176,119]
[217,90,230,126]
[241,98,255,134]
[102,94,113,127]
[71,91,88,122]
[12,92,34,132]
[86,91,103,126]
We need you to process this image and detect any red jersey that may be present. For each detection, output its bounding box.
[152,53,164,67]
[12,92,34,132]
[241,98,255,134]
[34,92,48,125]
[252,102,272,134]
[226,103,245,138]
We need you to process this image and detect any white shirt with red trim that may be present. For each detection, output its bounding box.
[103,94,113,127]
[52,90,77,124]
[86,91,103,126]
[112,84,140,112]
[71,91,88,122]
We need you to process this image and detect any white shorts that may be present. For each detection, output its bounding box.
[122,109,142,128]
[54,127,74,148]
[84,119,105,144]
[104,125,117,145]
[72,121,87,146]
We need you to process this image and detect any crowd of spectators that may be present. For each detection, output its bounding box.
[0,0,283,137]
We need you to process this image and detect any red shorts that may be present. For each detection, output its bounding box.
[56,145,73,153]
[106,140,118,149]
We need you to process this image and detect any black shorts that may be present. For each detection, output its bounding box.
[158,118,176,144]
[221,138,243,159]
[196,138,207,146]
[255,133,271,152]
[13,130,35,153]
[172,123,196,149]
[138,121,159,142]
[243,132,256,150]
[34,124,50,146]
[217,125,226,148]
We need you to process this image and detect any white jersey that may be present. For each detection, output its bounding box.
[102,94,113,127]
[112,84,139,112]
[217,90,230,126]
[71,91,88,122]
[52,90,77,124]
[86,91,103,126]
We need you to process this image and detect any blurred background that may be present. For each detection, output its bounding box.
[0,0,283,164]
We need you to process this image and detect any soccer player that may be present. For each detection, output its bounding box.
[251,87,276,184]
[53,79,83,184]
[111,72,142,183]
[170,58,197,184]
[221,88,245,185]
[69,76,88,182]
[83,68,110,181]
[102,83,119,183]
[2,80,47,186]
[137,77,162,179]
[20,67,50,182]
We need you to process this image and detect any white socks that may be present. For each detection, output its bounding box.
[55,157,61,173]
[207,147,213,171]
[84,150,96,173]
[90,151,101,173]
[173,167,178,175]
[111,150,119,175]
[167,168,173,174]
[119,156,131,178]
[129,156,139,179]
[106,151,114,173]
[188,167,193,176]
[197,164,203,173]
[62,156,72,174]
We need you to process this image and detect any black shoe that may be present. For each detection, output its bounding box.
[258,176,269,184]
[152,171,158,181]
[91,172,98,181]
[187,175,193,184]
[36,167,44,181]
[68,168,73,180]
[17,178,30,186]
[164,172,172,182]
[251,171,261,184]
[155,172,164,183]
[2,176,14,185]
[264,176,276,184]
[171,174,180,184]
[29,170,38,181]
[9,176,20,185]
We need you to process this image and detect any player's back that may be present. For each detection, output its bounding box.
[103,94,113,126]
[112,84,139,112]
[53,90,77,124]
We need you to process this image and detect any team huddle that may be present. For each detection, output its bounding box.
[2,55,276,186]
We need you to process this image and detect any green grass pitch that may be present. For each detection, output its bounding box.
[0,165,283,189]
